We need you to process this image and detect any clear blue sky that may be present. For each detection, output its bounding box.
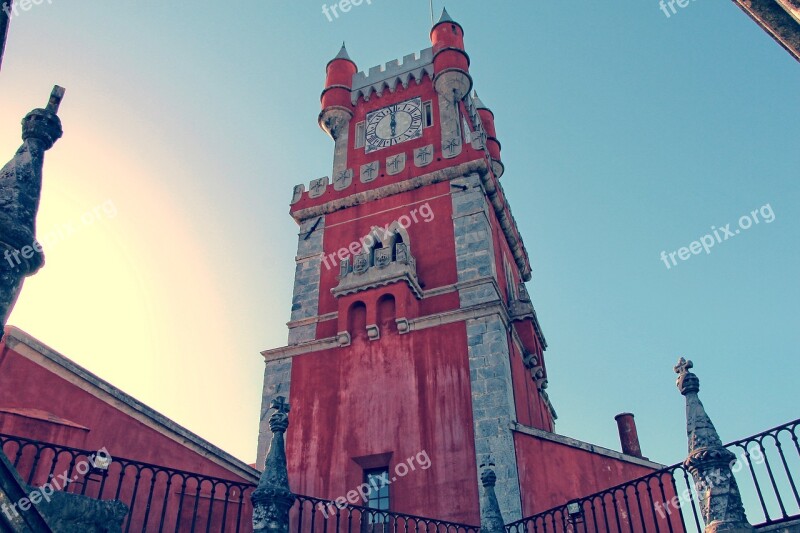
[1,1,798,467]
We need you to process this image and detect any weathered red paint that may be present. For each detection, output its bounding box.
[515,432,660,515]
[279,11,664,526]
[0,333,255,532]
[286,324,480,525]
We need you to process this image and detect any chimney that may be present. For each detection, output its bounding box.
[615,413,643,458]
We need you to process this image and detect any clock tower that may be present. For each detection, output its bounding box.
[257,9,652,525]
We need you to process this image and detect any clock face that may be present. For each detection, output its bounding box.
[365,97,423,154]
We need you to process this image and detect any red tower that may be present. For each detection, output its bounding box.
[258,9,660,523]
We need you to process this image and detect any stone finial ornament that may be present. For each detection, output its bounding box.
[479,458,505,533]
[674,358,753,533]
[252,396,296,533]
[0,86,64,340]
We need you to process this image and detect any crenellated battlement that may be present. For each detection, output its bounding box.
[350,48,434,104]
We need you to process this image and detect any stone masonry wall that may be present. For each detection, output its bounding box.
[452,173,522,521]
[257,216,324,468]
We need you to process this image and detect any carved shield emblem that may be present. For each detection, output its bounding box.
[353,252,369,274]
[375,247,392,268]
[395,243,409,264]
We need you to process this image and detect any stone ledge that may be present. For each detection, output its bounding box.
[286,312,337,329]
[512,422,665,470]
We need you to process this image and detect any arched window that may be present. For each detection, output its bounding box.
[392,234,405,261]
[369,240,384,267]
[348,301,367,339]
[377,294,397,334]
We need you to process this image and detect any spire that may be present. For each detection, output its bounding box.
[251,396,295,533]
[328,41,355,69]
[334,41,351,62]
[472,91,489,111]
[432,6,463,34]
[674,358,754,532]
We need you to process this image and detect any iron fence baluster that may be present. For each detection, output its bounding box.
[158,472,174,532]
[610,489,623,532]
[736,443,769,521]
[774,431,800,507]
[9,440,24,467]
[758,435,789,520]
[140,467,157,531]
[174,475,189,533]
[296,496,306,533]
[97,464,109,500]
[600,493,611,533]
[234,487,246,533]
[656,472,674,533]
[45,448,60,490]
[26,444,43,485]
[219,483,231,533]
[632,482,647,532]
[643,478,659,533]
[589,497,598,533]
[205,480,219,533]
[677,467,701,531]
[125,463,143,533]
[189,477,204,532]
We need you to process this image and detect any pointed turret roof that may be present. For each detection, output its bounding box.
[438,7,454,24]
[473,91,489,111]
[432,7,463,33]
[334,42,351,61]
[327,42,356,69]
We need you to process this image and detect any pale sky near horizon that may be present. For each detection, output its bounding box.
[1,1,798,471]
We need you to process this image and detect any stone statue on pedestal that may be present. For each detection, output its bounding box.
[0,86,64,339]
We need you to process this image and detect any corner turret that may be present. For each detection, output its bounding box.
[319,42,357,140]
[473,92,504,178]
[430,8,472,101]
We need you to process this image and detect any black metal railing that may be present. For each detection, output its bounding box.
[4,418,798,533]
[291,493,480,533]
[0,433,256,532]
[505,418,800,533]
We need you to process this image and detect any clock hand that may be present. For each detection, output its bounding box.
[390,110,397,137]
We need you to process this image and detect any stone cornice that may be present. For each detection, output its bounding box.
[286,312,337,329]
[731,0,800,62]
[268,277,547,358]
[262,337,340,362]
[291,159,488,222]
[292,157,533,289]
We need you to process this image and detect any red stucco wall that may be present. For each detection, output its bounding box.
[286,322,480,526]
[0,340,255,531]
[515,431,661,516]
